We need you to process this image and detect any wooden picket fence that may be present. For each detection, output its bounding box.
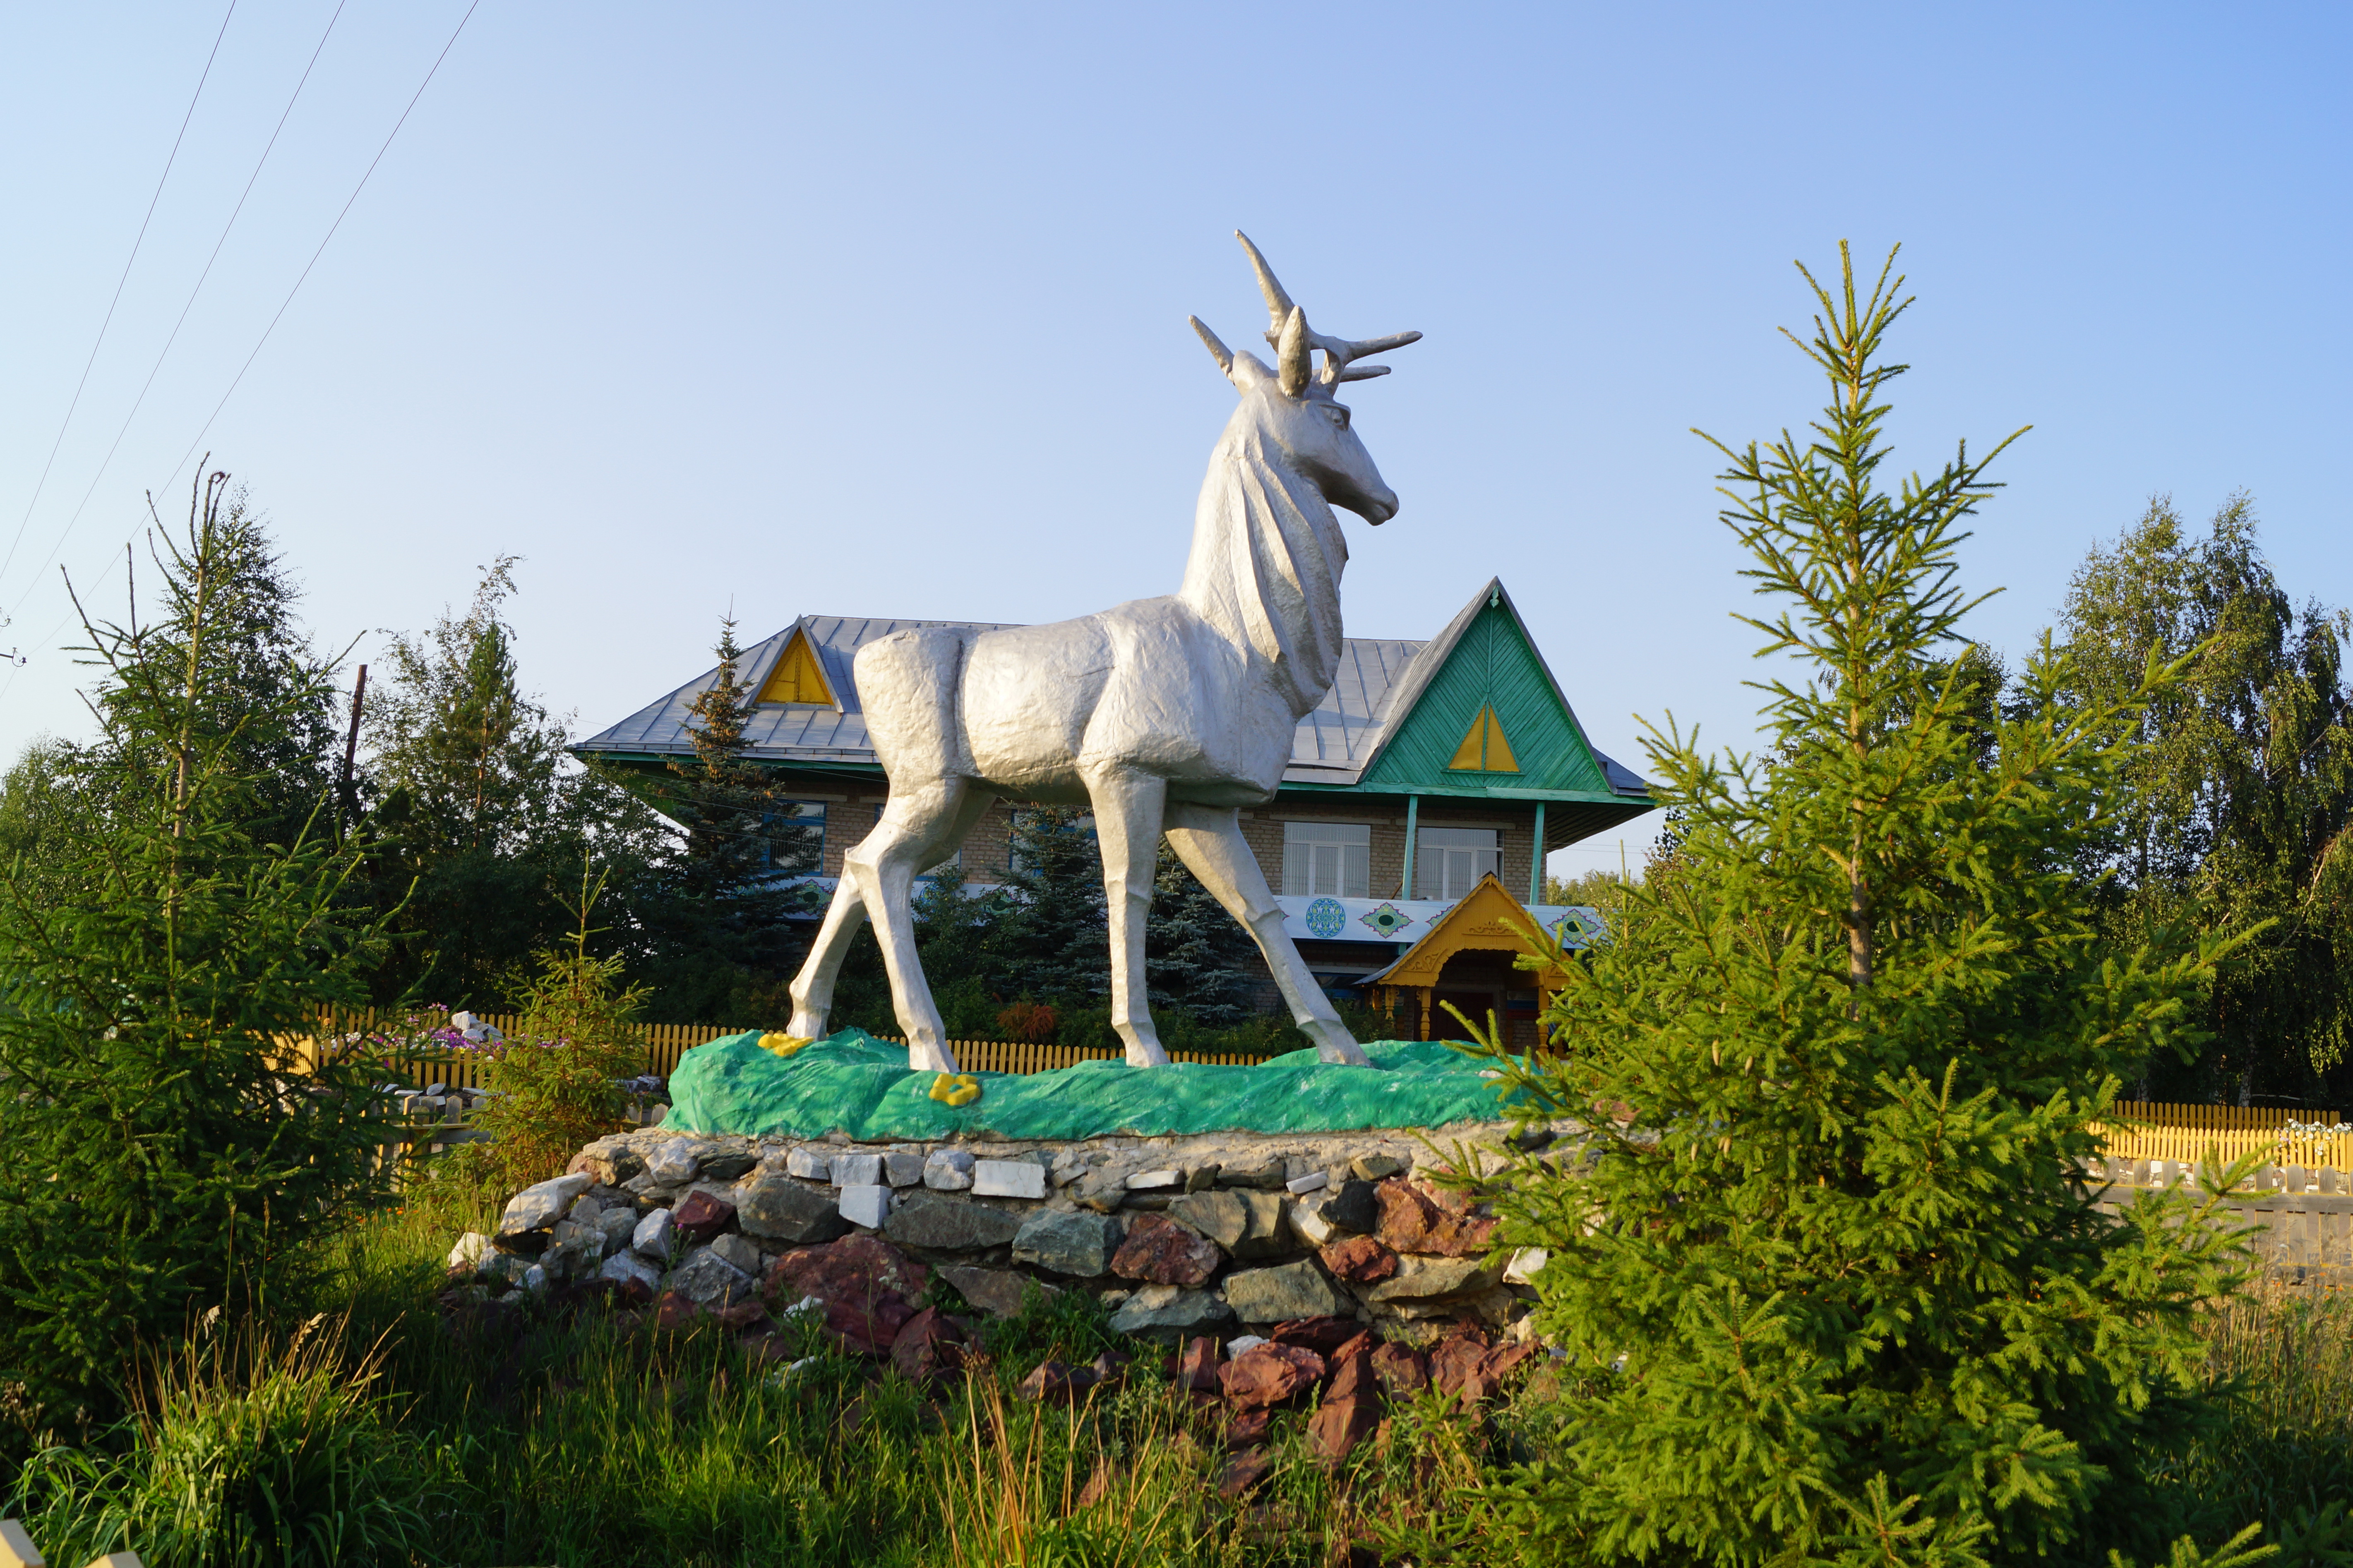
[296,1008,1273,1085]
[2097,1101,2353,1175]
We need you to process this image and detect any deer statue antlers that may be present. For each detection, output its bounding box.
[1189,231,1422,396]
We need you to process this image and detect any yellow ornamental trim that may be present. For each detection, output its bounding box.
[1445,704,1520,772]
[929,1072,982,1107]
[758,1032,814,1057]
[756,629,836,706]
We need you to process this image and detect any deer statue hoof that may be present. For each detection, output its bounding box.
[1124,1038,1171,1069]
[786,1009,828,1040]
[1316,1038,1373,1067]
[908,1039,961,1075]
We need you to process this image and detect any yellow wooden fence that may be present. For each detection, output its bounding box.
[2097,1101,2353,1175]
[300,1009,1274,1085]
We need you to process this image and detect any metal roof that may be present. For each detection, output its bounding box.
[573,597,1650,798]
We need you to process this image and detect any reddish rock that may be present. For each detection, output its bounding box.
[1219,1342,1328,1411]
[1319,1235,1400,1283]
[1429,1327,1496,1401]
[1373,1181,1496,1258]
[1369,1341,1430,1396]
[1087,1350,1131,1389]
[1456,1339,1539,1404]
[1217,1448,1273,1498]
[740,1332,795,1363]
[1270,1315,1362,1355]
[1109,1213,1224,1288]
[1014,1358,1085,1405]
[765,1235,931,1355]
[1222,1407,1273,1449]
[651,1290,702,1330]
[672,1189,738,1243]
[614,1271,656,1308]
[1329,1330,1375,1365]
[1308,1354,1379,1464]
[1176,1335,1224,1392]
[891,1306,967,1382]
[712,1299,772,1332]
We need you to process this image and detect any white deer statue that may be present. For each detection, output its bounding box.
[786,233,1420,1072]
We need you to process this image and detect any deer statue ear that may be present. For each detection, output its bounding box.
[1277,306,1312,397]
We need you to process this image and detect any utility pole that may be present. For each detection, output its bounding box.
[336,664,367,844]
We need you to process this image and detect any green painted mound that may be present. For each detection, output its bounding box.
[664,1028,1521,1141]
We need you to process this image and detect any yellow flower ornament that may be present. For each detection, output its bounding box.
[929,1073,982,1108]
[757,1032,814,1058]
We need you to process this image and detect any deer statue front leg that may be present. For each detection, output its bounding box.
[1162,801,1372,1066]
[1084,767,1173,1068]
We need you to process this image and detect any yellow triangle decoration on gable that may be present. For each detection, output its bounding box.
[1446,705,1520,772]
[755,630,836,706]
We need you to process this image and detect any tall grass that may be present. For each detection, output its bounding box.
[2175,1281,2353,1558]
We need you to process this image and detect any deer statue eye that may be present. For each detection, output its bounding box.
[1324,404,1352,429]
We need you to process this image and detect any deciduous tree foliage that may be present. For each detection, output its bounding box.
[1451,249,2255,1568]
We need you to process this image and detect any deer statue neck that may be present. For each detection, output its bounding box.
[1177,419,1350,718]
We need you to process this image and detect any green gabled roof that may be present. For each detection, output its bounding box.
[1357,579,1628,801]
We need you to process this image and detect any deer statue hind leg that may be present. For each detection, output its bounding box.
[1163,800,1372,1066]
[786,875,870,1040]
[1081,767,1172,1068]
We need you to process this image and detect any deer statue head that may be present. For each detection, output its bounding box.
[1190,232,1421,524]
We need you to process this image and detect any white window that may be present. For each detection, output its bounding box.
[1414,825,1498,901]
[1282,821,1371,899]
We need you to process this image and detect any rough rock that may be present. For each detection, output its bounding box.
[1219,1342,1327,1410]
[600,1249,662,1298]
[1011,1209,1123,1277]
[1072,1169,1130,1212]
[670,1247,754,1307]
[785,1145,833,1180]
[974,1159,1047,1199]
[1185,1164,1220,1192]
[1285,1170,1329,1195]
[652,1290,701,1329]
[922,1148,975,1191]
[1374,1180,1495,1258]
[700,1151,757,1182]
[1318,1179,1379,1235]
[1126,1168,1181,1192]
[497,1174,590,1237]
[1369,1341,1430,1395]
[1220,1157,1287,1190]
[1222,1261,1348,1323]
[1503,1247,1549,1285]
[833,1151,884,1187]
[1351,1153,1407,1182]
[1168,1189,1286,1259]
[883,1149,925,1187]
[838,1184,893,1230]
[886,1192,1023,1252]
[735,1175,852,1246]
[631,1206,676,1263]
[766,1235,929,1354]
[541,1218,602,1281]
[1221,1407,1273,1449]
[1216,1450,1272,1498]
[646,1145,700,1185]
[570,1138,645,1186]
[1109,1213,1223,1288]
[707,1232,763,1276]
[890,1306,965,1382]
[447,1232,492,1273]
[594,1206,639,1256]
[937,1264,1047,1318]
[1107,1284,1234,1339]
[1270,1316,1364,1357]
[1361,1254,1505,1304]
[1320,1235,1400,1284]
[1014,1358,1086,1405]
[1176,1334,1223,1392]
[1307,1351,1380,1464]
[1289,1199,1335,1248]
[671,1189,737,1244]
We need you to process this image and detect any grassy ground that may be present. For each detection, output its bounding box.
[9,1210,2351,1567]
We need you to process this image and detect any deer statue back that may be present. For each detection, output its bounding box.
[787,233,1420,1072]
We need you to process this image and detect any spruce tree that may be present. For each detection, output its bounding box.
[0,473,394,1433]
[1453,247,2255,1568]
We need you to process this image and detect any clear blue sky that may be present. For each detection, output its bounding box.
[3,3,2346,878]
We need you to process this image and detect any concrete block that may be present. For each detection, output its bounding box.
[838,1184,893,1229]
[974,1159,1047,1199]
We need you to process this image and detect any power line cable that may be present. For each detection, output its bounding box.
[14,0,353,605]
[0,0,481,710]
[0,1,238,588]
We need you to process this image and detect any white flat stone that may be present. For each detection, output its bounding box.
[832,1151,884,1187]
[838,1183,893,1228]
[1285,1170,1330,1195]
[1504,1247,1549,1285]
[1288,1200,1335,1247]
[973,1159,1047,1199]
[1126,1169,1181,1191]
[785,1146,833,1181]
[630,1206,675,1263]
[1224,1334,1271,1355]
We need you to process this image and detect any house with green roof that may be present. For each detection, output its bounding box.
[572,578,1652,1038]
